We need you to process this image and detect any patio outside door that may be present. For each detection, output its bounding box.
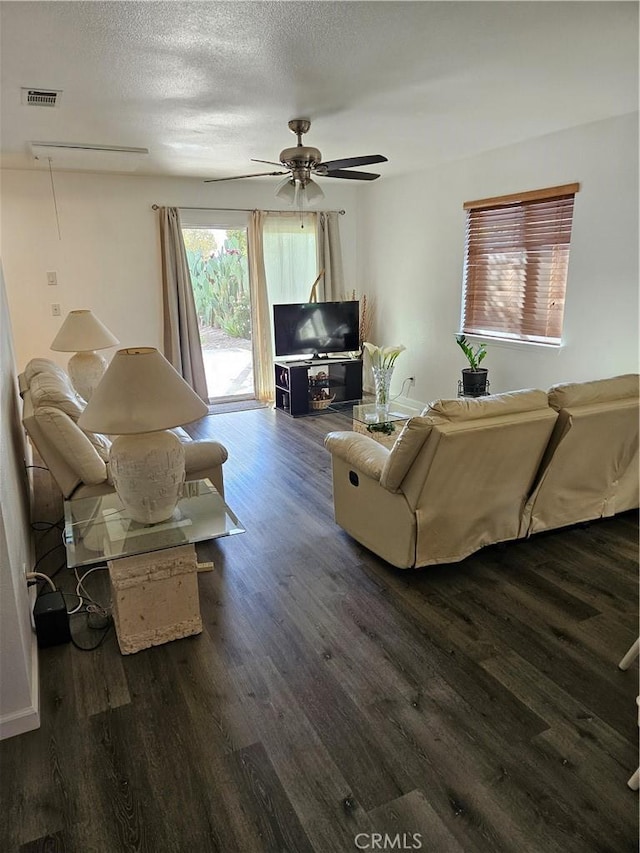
[182,224,254,403]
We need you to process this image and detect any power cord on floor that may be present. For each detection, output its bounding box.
[69,565,108,613]
[31,516,64,533]
[69,611,113,651]
[32,541,65,571]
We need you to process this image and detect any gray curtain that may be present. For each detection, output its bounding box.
[158,207,208,402]
[318,211,345,300]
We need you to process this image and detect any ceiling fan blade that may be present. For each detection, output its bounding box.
[320,154,388,170]
[251,158,285,167]
[323,169,381,181]
[204,170,288,183]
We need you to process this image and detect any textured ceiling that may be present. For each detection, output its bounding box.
[0,1,637,181]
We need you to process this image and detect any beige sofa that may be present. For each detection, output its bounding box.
[521,374,639,534]
[324,375,639,569]
[20,358,228,501]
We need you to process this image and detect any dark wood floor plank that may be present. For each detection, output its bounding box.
[482,651,636,764]
[230,655,374,850]
[531,556,638,618]
[164,629,258,755]
[506,526,638,613]
[368,701,532,853]
[239,589,412,811]
[87,671,254,853]
[461,581,636,736]
[19,831,66,853]
[571,612,639,668]
[533,720,639,831]
[225,742,316,853]
[483,561,602,621]
[1,648,70,851]
[4,406,637,853]
[367,789,468,853]
[366,692,614,853]
[68,633,131,719]
[355,577,551,744]
[416,670,635,852]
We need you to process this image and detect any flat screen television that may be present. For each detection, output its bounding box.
[273,301,359,358]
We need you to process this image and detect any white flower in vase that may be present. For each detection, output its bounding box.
[362,342,406,411]
[362,342,406,369]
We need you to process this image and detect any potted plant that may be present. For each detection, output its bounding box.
[455,334,489,396]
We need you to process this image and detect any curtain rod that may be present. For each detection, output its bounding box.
[151,204,345,214]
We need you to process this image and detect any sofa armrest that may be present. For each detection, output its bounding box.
[183,440,228,470]
[324,431,389,483]
[183,440,228,497]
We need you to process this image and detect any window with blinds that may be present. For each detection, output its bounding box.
[460,183,579,345]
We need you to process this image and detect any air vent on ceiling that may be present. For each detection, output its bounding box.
[21,88,62,107]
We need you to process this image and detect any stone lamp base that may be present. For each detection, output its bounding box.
[68,350,108,401]
[110,430,185,524]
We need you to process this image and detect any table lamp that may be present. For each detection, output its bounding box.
[77,347,208,524]
[50,309,119,400]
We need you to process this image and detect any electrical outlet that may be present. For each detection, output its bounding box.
[47,271,57,286]
[51,303,61,317]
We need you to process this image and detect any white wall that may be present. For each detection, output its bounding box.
[356,112,639,403]
[1,112,637,398]
[0,171,360,371]
[0,262,39,739]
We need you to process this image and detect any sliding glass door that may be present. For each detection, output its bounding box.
[182,216,253,403]
[182,210,318,404]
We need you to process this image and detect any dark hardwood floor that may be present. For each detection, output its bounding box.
[2,406,638,852]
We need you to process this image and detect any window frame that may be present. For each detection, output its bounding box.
[460,183,579,347]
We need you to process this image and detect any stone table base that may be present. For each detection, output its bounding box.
[108,543,202,655]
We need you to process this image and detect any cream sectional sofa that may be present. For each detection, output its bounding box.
[324,375,639,569]
[20,358,228,501]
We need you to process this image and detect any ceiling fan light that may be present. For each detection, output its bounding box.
[275,177,297,204]
[302,178,324,206]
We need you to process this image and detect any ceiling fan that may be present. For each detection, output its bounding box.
[204,118,387,204]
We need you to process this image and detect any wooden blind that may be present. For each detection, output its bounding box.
[461,183,579,345]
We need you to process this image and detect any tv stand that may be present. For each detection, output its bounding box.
[274,358,363,417]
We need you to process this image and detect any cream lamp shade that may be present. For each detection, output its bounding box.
[78,347,208,524]
[50,309,119,401]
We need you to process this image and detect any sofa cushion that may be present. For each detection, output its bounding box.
[380,417,434,492]
[33,406,108,486]
[29,370,84,418]
[425,388,549,422]
[29,370,111,461]
[548,374,639,410]
[24,357,70,385]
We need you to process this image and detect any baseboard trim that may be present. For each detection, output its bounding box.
[0,633,40,741]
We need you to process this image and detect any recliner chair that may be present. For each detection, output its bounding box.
[324,389,558,568]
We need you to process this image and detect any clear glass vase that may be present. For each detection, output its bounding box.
[372,365,394,414]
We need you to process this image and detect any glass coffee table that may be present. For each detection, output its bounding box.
[63,477,244,568]
[327,399,424,446]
